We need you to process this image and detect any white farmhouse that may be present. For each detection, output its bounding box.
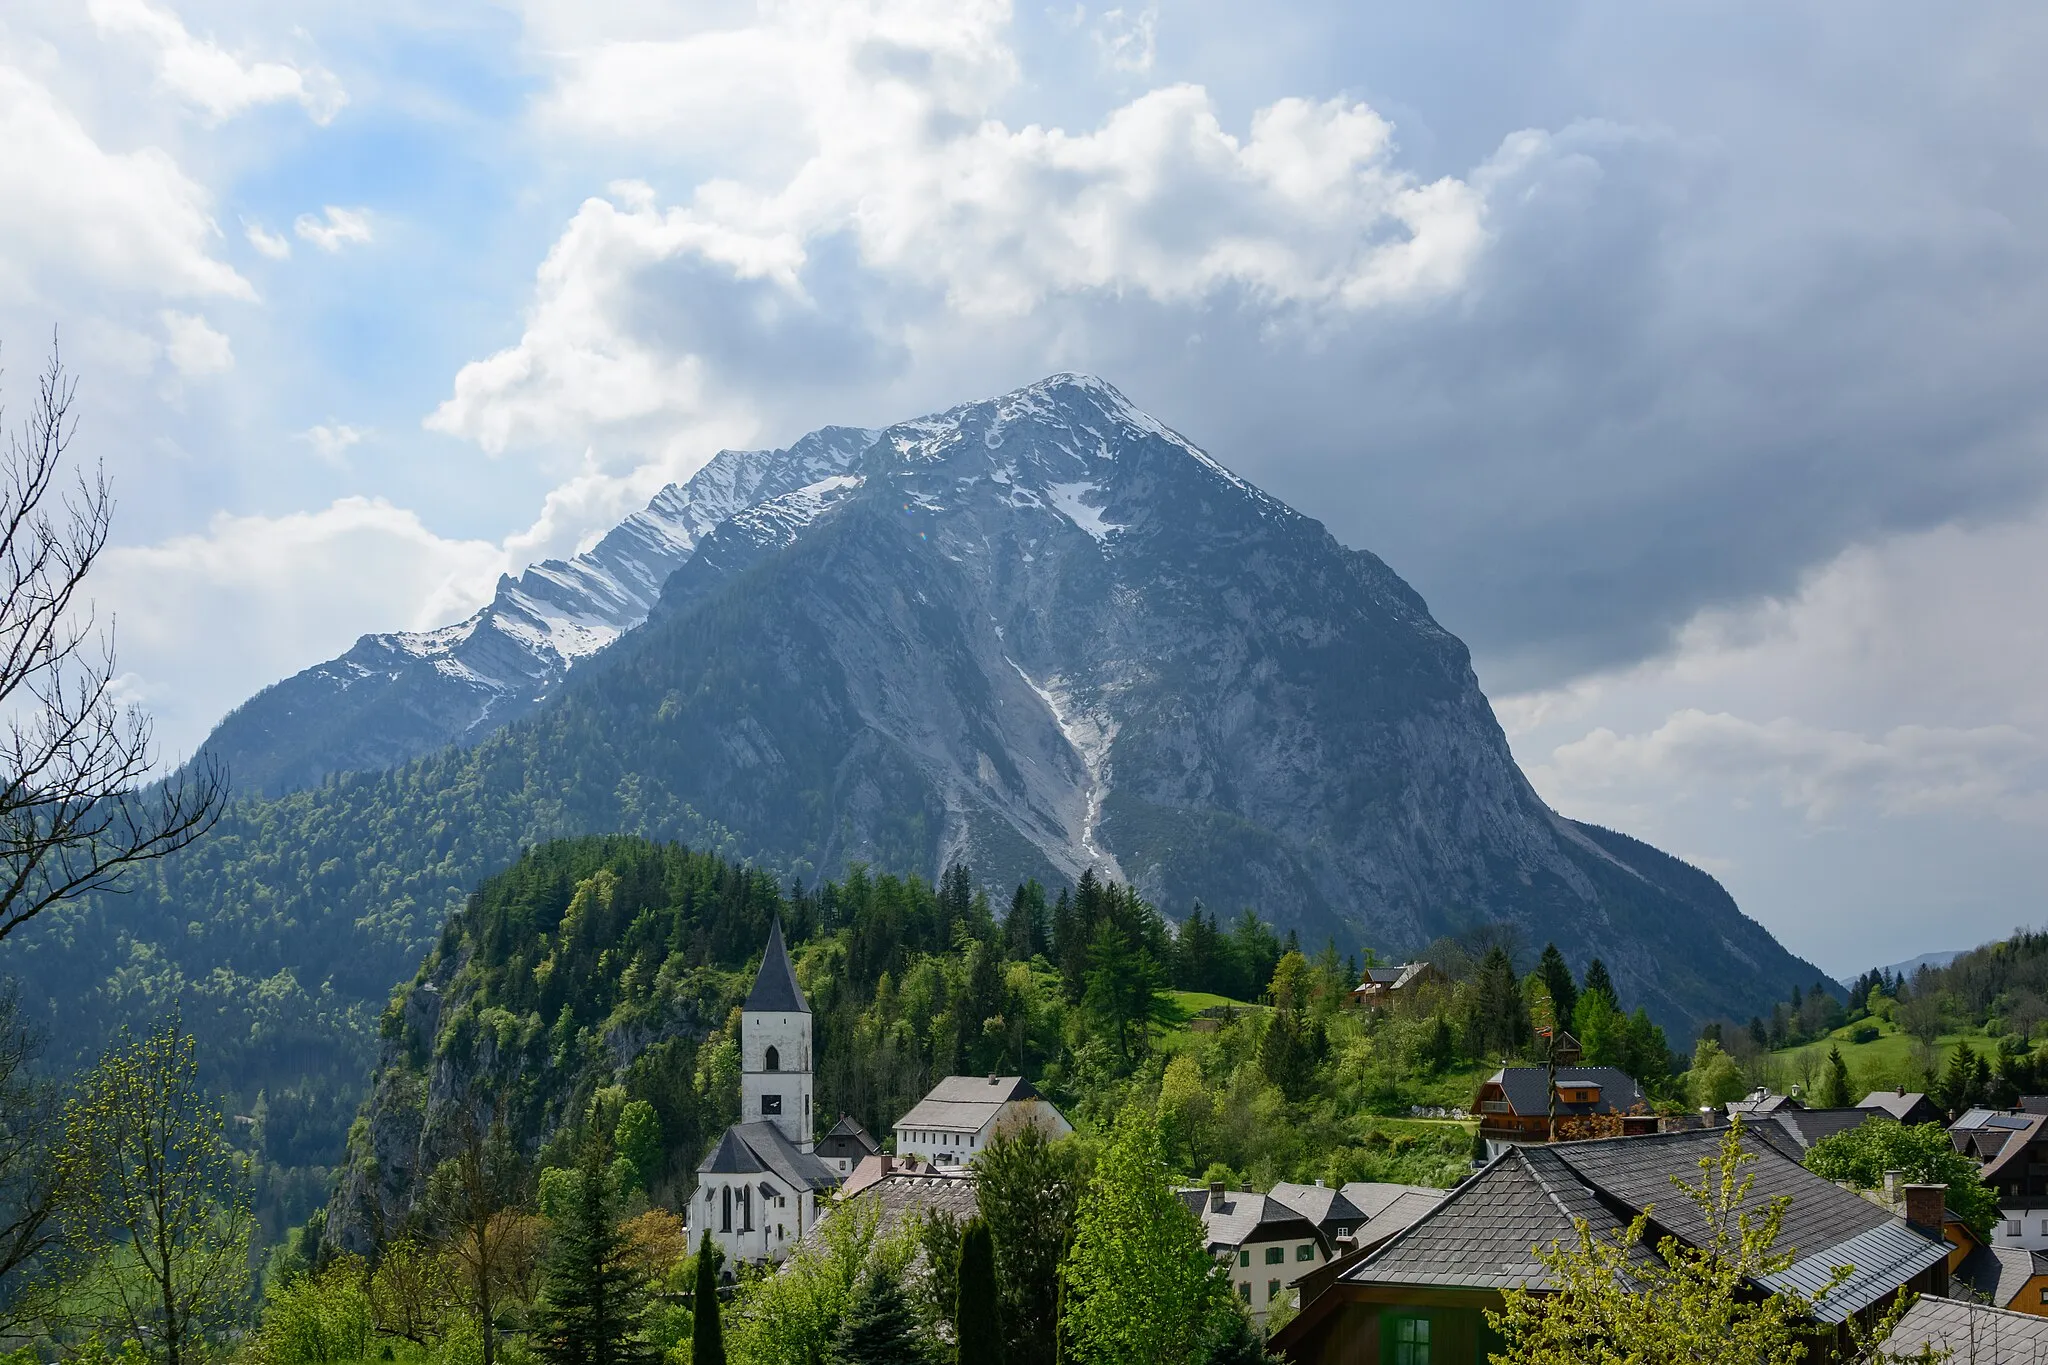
[693,920,841,1265]
[891,1075,1073,1167]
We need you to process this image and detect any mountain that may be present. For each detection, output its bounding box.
[151,373,1820,1029]
[17,375,1830,1203]
[194,427,876,797]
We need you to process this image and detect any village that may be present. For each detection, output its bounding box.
[690,923,2048,1362]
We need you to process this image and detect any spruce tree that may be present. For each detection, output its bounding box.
[1817,1046,1854,1108]
[533,1137,657,1365]
[956,1218,1000,1365]
[1581,958,1619,1010]
[1202,1309,1270,1365]
[690,1231,724,1365]
[828,1267,923,1365]
[1535,943,1578,1034]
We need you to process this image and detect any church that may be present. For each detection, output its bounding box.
[693,919,874,1265]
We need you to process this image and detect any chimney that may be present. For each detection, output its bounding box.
[988,1074,999,1085]
[880,1154,893,1176]
[1209,1180,1227,1213]
[1904,1183,1946,1234]
[1896,1086,1906,1097]
[1883,1169,1903,1204]
[1314,1177,1325,1188]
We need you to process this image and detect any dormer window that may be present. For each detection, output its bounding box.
[765,1046,781,1072]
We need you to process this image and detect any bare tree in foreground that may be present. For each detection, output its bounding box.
[0,338,224,944]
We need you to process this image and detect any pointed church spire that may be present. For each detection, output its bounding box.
[745,917,808,1014]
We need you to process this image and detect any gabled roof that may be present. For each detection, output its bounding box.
[1339,1182,1444,1222]
[1858,1090,1934,1121]
[1342,1147,1636,1290]
[1481,1066,1647,1116]
[1338,1126,1947,1321]
[1979,1113,2048,1185]
[1746,1107,1877,1156]
[696,1120,838,1192]
[1954,1242,2047,1307]
[815,1171,979,1245]
[1352,963,1439,993]
[744,918,808,1014]
[817,1116,880,1158]
[1889,1294,2048,1361]
[1268,1183,1369,1233]
[1727,1089,1802,1116]
[1178,1189,1325,1254]
[893,1076,1043,1133]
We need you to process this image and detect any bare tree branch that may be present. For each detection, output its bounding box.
[0,337,225,945]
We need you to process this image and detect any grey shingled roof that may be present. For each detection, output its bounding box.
[1485,1066,1647,1117]
[1859,1091,1933,1122]
[1343,1126,1947,1317]
[893,1076,1040,1133]
[696,1120,838,1192]
[1340,1182,1443,1222]
[1955,1243,2046,1307]
[1178,1189,1325,1254]
[1889,1295,2048,1362]
[1269,1183,1370,1234]
[1343,1148,1633,1289]
[804,1171,979,1249]
[744,919,808,1014]
[1750,1107,1878,1155]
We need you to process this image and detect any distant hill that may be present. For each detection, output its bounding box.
[1840,950,1964,991]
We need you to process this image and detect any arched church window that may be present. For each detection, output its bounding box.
[765,1046,781,1072]
[721,1186,732,1234]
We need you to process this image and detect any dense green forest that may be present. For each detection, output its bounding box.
[332,834,1691,1255]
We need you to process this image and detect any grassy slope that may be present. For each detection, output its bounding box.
[1764,1016,2000,1093]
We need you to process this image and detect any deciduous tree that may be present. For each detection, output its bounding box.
[56,1020,251,1365]
[0,341,223,946]
[1059,1106,1233,1365]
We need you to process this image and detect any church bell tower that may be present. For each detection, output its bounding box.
[740,918,814,1150]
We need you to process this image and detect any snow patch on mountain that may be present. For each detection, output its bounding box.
[1042,481,1122,543]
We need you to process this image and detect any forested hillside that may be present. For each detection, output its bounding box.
[326,834,1681,1255]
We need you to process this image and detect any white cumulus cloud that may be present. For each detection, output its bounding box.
[298,423,364,465]
[160,310,233,375]
[88,0,347,124]
[95,498,505,758]
[294,206,373,253]
[244,221,291,259]
[0,66,252,305]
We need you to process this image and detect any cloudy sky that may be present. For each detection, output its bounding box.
[3,0,2044,975]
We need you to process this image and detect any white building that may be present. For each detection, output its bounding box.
[891,1075,1072,1167]
[694,920,841,1265]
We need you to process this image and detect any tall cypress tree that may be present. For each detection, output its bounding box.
[691,1230,724,1365]
[533,1138,657,1365]
[956,1218,1000,1365]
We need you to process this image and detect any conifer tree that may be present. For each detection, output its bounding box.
[533,1137,656,1365]
[1816,1046,1854,1109]
[690,1231,723,1365]
[955,1218,999,1365]
[1536,943,1578,1034]
[828,1267,923,1365]
[1581,958,1619,1010]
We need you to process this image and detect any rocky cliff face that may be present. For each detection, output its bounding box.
[193,428,875,797]
[185,374,1823,1025]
